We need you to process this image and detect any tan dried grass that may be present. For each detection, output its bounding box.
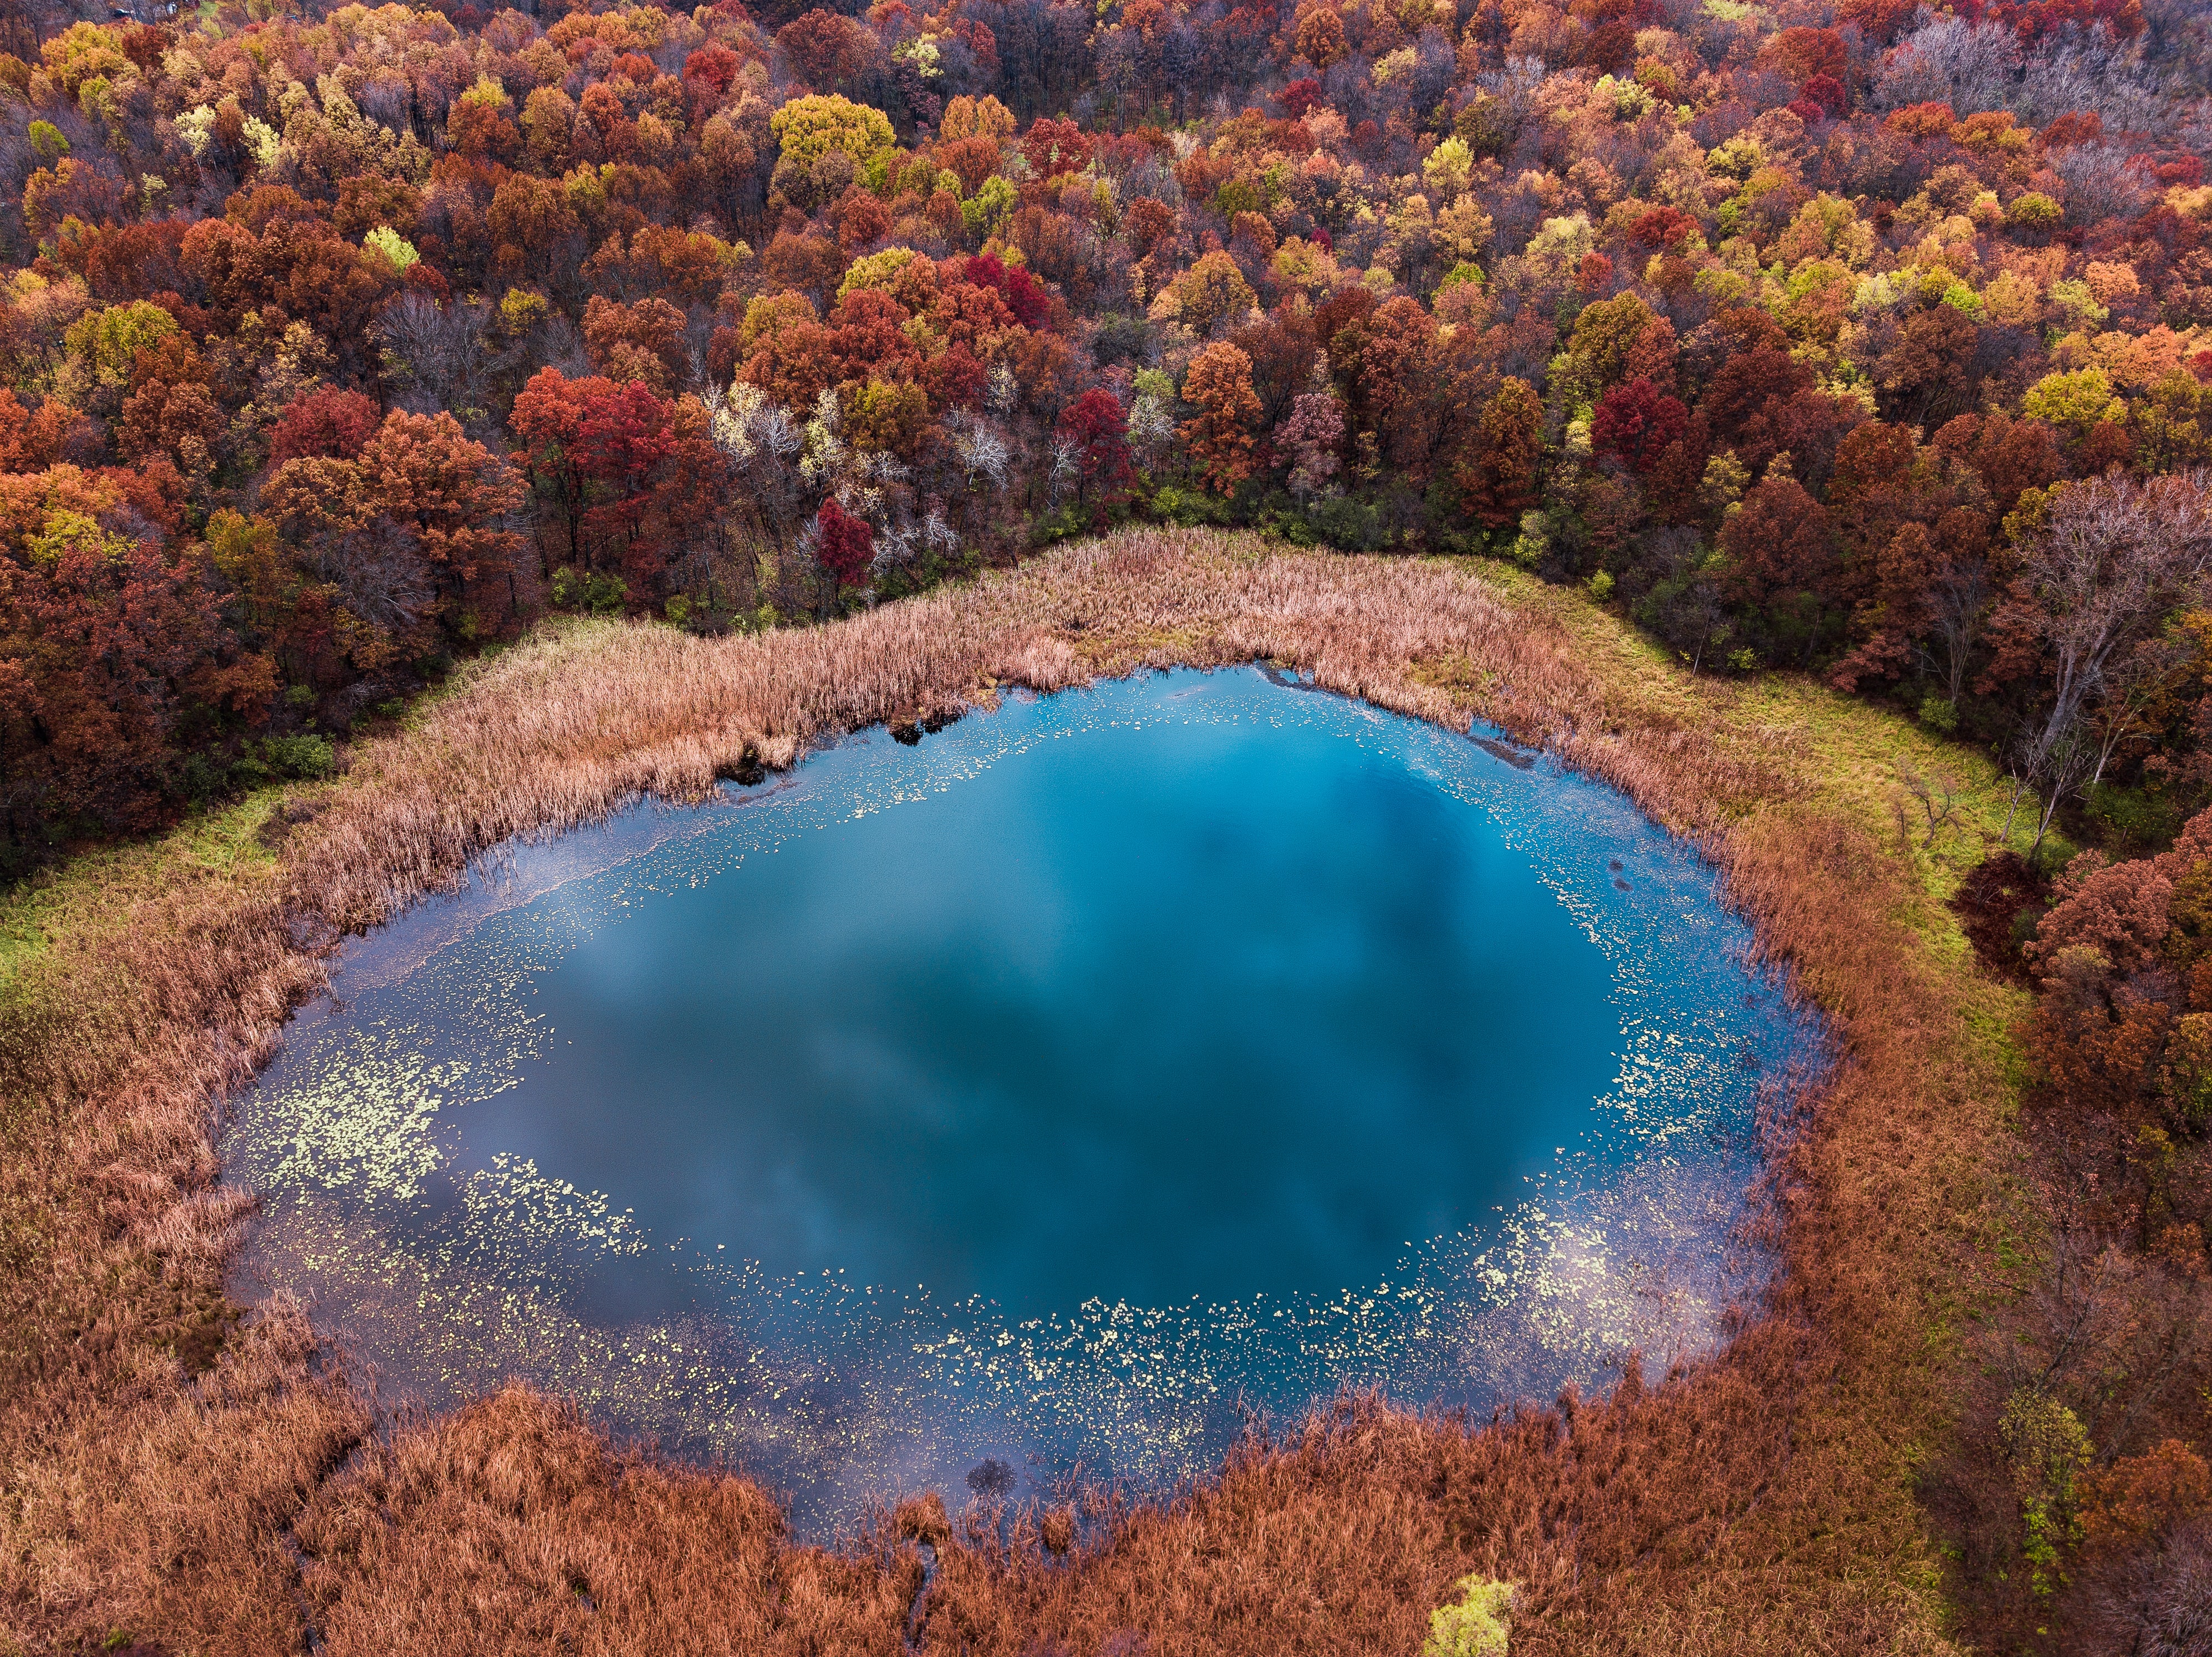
[1,528,2010,1655]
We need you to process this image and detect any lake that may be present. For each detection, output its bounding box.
[226,666,1819,1528]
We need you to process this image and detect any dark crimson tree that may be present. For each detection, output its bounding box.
[816,498,874,586]
[1593,379,1690,475]
[1055,387,1134,505]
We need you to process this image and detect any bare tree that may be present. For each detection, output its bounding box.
[2051,141,2157,228]
[1872,11,2022,115]
[2087,631,2191,793]
[2081,1519,2212,1657]
[1896,757,1963,849]
[1999,768,2030,848]
[309,517,435,633]
[949,412,1012,491]
[371,294,501,433]
[0,0,34,56]
[2020,471,2212,783]
[2018,716,2095,865]
[1047,437,1080,506]
[1125,392,1177,465]
[2019,37,2169,135]
[1922,540,1997,711]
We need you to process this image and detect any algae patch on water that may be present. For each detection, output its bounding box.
[227,667,1822,1529]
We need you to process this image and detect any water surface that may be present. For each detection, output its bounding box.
[228,669,1817,1527]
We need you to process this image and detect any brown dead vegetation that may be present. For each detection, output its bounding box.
[2,528,2016,1655]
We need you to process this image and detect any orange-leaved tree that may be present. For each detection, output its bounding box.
[355,411,527,623]
[1459,377,1543,529]
[1181,341,1260,496]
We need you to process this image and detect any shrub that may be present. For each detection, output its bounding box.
[1032,502,1090,543]
[1307,493,1385,550]
[548,567,629,614]
[2004,192,2061,235]
[2086,783,2184,852]
[229,734,336,791]
[264,735,336,780]
[1424,1576,1515,1657]
[1146,483,1232,527]
[363,226,420,272]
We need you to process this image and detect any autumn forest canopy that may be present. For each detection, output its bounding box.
[0,0,2190,866]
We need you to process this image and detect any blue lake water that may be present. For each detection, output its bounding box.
[226,667,1819,1528]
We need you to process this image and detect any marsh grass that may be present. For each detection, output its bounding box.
[1,527,2022,1654]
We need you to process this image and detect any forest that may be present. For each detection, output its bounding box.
[0,0,2209,1648]
[0,0,2205,863]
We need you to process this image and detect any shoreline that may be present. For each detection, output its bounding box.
[1,528,2021,1654]
[221,661,1814,1538]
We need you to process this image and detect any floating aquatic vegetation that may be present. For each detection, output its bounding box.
[227,669,1823,1531]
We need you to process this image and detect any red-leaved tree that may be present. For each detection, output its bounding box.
[1593,379,1690,475]
[816,498,874,587]
[1054,387,1134,507]
[963,253,1050,330]
[269,386,382,464]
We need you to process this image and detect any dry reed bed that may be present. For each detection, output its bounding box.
[0,527,2005,1655]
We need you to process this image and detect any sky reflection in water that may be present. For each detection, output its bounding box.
[226,667,1822,1531]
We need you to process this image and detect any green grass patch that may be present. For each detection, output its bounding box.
[0,786,298,996]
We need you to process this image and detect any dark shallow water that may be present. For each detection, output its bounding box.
[226,668,1821,1529]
